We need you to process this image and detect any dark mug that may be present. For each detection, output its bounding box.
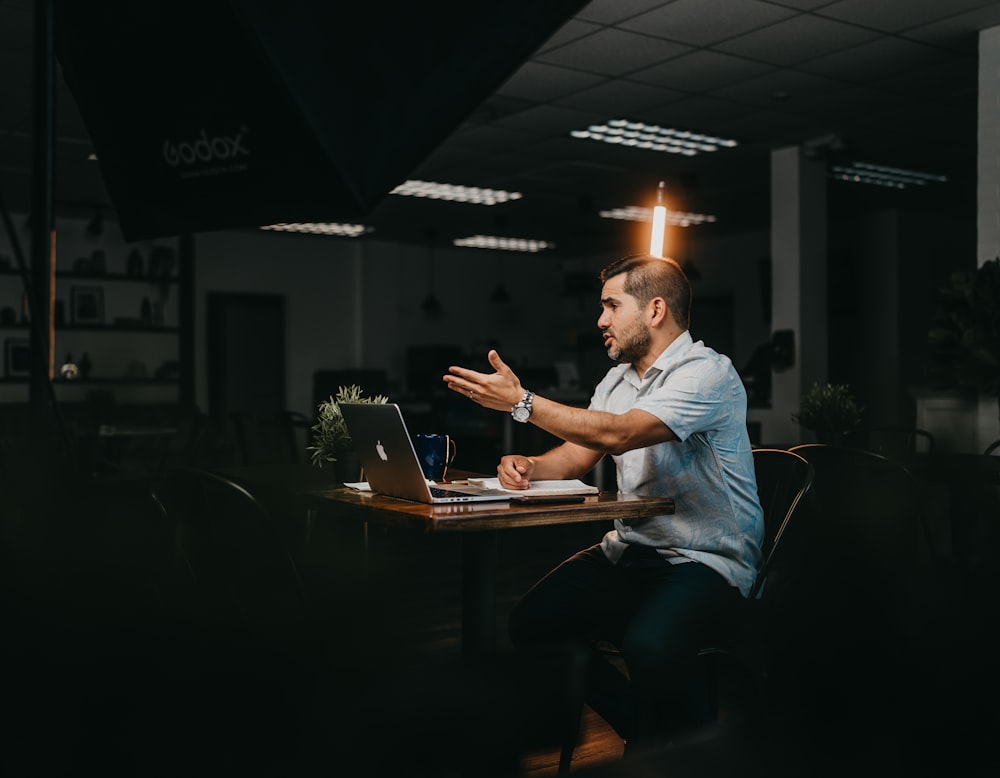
[414,433,457,481]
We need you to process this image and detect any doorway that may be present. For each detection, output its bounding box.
[207,292,286,422]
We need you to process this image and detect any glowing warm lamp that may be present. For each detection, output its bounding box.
[649,180,666,258]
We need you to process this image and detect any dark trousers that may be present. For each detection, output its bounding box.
[508,543,743,744]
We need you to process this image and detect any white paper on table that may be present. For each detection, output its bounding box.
[344,482,371,491]
[466,477,599,496]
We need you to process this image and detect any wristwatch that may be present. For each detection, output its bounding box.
[511,390,534,423]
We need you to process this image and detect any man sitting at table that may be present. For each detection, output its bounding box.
[443,253,764,751]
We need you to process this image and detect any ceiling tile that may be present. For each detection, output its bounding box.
[575,0,671,26]
[905,4,1000,52]
[496,61,606,102]
[432,124,542,156]
[707,68,848,110]
[618,0,798,46]
[534,27,692,75]
[721,108,833,146]
[763,0,833,9]
[491,103,605,136]
[534,18,603,54]
[816,0,996,34]
[554,78,686,113]
[630,49,777,92]
[715,14,883,65]
[642,93,760,131]
[797,36,959,82]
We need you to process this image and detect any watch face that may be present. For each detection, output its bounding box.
[512,405,530,422]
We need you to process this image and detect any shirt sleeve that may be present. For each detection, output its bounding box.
[634,358,733,442]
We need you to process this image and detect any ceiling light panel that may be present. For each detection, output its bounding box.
[260,222,369,236]
[571,119,738,156]
[391,180,522,205]
[599,205,717,227]
[452,235,555,252]
[830,161,947,189]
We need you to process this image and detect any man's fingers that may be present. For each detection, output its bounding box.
[488,349,509,374]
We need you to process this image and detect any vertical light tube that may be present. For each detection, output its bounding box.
[649,180,666,258]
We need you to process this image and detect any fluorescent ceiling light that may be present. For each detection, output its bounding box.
[260,222,370,236]
[452,235,555,252]
[571,119,738,157]
[830,162,947,189]
[391,180,522,205]
[599,205,717,227]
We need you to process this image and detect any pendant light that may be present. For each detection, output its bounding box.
[649,180,666,258]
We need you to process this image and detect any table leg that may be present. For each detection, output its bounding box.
[461,530,498,657]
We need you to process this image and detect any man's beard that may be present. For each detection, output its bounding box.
[605,320,651,364]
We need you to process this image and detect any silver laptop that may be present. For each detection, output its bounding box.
[339,402,513,504]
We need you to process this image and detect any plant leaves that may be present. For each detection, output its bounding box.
[307,384,389,467]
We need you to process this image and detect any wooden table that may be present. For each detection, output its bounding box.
[297,471,675,656]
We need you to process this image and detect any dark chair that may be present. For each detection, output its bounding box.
[154,466,310,628]
[277,410,313,464]
[696,449,815,722]
[786,443,927,570]
[150,467,370,772]
[842,424,934,463]
[784,443,936,732]
[557,448,815,774]
[228,411,258,465]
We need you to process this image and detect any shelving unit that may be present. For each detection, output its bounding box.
[0,242,186,403]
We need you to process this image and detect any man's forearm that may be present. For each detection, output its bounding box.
[529,395,674,455]
[527,441,602,480]
[529,396,623,453]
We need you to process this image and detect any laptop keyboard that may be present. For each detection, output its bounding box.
[429,485,479,498]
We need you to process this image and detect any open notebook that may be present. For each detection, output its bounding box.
[466,477,599,497]
[338,402,512,504]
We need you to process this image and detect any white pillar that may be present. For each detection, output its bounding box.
[754,145,827,445]
[977,26,1000,450]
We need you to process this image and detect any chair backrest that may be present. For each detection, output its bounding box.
[749,448,815,599]
[278,410,313,464]
[786,442,930,601]
[156,466,309,626]
[785,442,934,700]
[842,425,934,461]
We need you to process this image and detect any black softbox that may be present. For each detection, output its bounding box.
[54,0,587,241]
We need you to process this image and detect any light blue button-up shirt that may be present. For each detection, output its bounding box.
[594,331,764,597]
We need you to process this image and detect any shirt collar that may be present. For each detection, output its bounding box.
[631,330,693,381]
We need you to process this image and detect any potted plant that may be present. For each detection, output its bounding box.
[308,383,389,480]
[928,257,1000,422]
[792,382,863,443]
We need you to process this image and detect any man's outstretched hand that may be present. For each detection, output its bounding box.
[443,349,524,412]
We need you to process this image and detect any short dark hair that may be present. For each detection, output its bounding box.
[599,253,691,329]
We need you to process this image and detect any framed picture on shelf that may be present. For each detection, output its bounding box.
[71,285,104,325]
[4,337,30,377]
